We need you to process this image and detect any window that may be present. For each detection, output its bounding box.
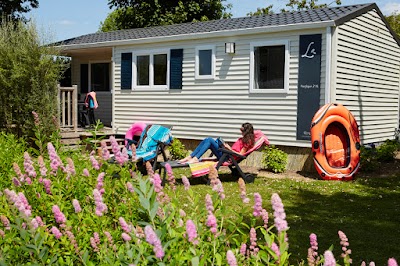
[90,62,110,92]
[250,40,289,93]
[133,50,169,90]
[195,45,215,79]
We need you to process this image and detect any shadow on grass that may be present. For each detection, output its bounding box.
[282,177,400,265]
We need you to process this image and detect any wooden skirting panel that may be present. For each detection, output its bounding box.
[179,139,314,172]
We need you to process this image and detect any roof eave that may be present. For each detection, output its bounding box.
[56,20,335,52]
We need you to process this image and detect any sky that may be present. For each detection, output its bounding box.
[28,0,400,42]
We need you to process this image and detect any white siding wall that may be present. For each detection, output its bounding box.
[112,29,327,147]
[334,9,400,144]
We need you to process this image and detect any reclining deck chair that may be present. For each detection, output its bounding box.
[214,130,269,183]
[130,124,173,172]
[160,130,269,183]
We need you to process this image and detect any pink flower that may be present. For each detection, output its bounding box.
[205,194,214,214]
[119,217,131,233]
[90,156,100,170]
[226,250,237,266]
[66,230,79,254]
[388,258,398,266]
[51,226,62,239]
[308,233,319,266]
[338,230,352,262]
[66,158,76,177]
[43,178,52,194]
[121,232,131,242]
[323,250,336,266]
[13,162,24,180]
[0,229,4,238]
[240,243,247,256]
[164,163,176,190]
[83,168,90,177]
[211,178,225,200]
[1,215,10,230]
[12,177,21,187]
[253,193,263,217]
[179,209,186,217]
[206,214,218,234]
[52,205,67,224]
[186,220,198,245]
[181,175,191,190]
[126,182,134,193]
[271,193,288,233]
[261,209,268,228]
[93,189,107,216]
[38,156,47,177]
[35,216,44,227]
[145,225,164,259]
[72,199,82,213]
[96,172,105,195]
[151,174,163,193]
[271,242,280,258]
[249,228,258,255]
[100,141,111,160]
[47,142,63,174]
[238,178,249,203]
[5,190,32,218]
[32,111,40,126]
[30,218,39,229]
[23,152,37,178]
[90,233,100,252]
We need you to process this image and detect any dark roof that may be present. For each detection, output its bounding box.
[57,3,386,47]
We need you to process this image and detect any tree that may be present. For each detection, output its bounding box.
[385,12,400,38]
[0,19,68,139]
[100,0,232,31]
[0,0,39,23]
[247,0,341,16]
[283,0,341,12]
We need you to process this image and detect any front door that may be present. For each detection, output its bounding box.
[80,62,112,127]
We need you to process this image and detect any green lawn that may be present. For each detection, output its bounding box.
[172,168,400,265]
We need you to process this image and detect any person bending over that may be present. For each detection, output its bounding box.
[179,123,255,164]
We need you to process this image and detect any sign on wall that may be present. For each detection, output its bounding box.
[296,34,322,140]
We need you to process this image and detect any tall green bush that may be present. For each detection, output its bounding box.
[0,19,67,140]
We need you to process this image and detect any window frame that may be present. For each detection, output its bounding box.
[88,60,112,93]
[195,45,216,80]
[132,49,170,91]
[249,40,290,94]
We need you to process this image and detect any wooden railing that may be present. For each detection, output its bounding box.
[58,85,78,131]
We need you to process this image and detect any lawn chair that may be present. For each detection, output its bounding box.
[131,124,173,172]
[214,130,269,183]
[160,130,269,183]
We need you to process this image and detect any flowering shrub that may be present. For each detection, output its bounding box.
[0,136,398,265]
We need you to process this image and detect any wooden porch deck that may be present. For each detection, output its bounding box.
[60,126,117,146]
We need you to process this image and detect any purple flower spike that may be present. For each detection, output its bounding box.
[389,258,399,266]
[226,250,238,266]
[271,193,288,233]
[51,226,62,239]
[253,193,263,217]
[323,250,336,266]
[185,220,198,245]
[145,225,164,259]
[52,205,67,224]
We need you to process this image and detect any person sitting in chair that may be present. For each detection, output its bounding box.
[179,122,255,164]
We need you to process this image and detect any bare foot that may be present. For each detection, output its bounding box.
[187,157,199,164]
[179,156,192,163]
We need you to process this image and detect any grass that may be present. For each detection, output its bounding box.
[171,167,400,265]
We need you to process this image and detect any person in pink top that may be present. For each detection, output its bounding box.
[179,122,255,164]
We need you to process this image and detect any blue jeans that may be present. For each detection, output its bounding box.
[191,137,222,159]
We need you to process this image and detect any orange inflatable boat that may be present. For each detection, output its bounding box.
[310,103,361,180]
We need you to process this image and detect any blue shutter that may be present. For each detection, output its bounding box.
[121,53,132,90]
[169,49,183,90]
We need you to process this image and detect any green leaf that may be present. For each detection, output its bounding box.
[215,253,222,266]
[191,256,199,266]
